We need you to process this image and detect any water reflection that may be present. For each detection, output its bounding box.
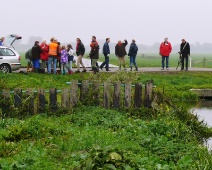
[192,100,212,150]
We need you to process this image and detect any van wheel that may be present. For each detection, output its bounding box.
[0,64,11,73]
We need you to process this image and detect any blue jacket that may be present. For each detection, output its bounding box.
[128,43,138,56]
[103,42,110,55]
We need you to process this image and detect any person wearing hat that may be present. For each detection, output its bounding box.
[0,37,5,46]
[159,37,172,70]
[31,41,42,73]
[89,36,99,71]
[128,39,138,71]
[180,39,190,71]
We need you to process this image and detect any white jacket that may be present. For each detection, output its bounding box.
[68,49,74,56]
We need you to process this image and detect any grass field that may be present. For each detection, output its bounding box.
[19,53,212,68]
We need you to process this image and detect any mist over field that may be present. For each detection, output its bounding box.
[1,0,212,53]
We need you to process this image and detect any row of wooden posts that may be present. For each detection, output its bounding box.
[1,80,153,114]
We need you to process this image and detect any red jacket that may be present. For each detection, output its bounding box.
[159,42,172,56]
[40,43,49,61]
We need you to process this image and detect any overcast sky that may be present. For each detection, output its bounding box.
[2,0,212,45]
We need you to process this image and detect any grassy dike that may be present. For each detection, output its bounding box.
[0,71,212,169]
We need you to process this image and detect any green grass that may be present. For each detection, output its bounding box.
[20,53,212,68]
[1,71,212,89]
[0,106,212,169]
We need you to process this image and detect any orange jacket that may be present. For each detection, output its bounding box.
[48,42,58,57]
[159,42,172,56]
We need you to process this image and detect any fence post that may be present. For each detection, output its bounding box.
[144,81,153,107]
[103,81,110,109]
[203,57,206,67]
[37,88,45,113]
[70,80,78,107]
[26,88,34,115]
[124,81,132,108]
[2,89,10,100]
[49,88,57,111]
[134,83,142,108]
[14,88,22,108]
[113,81,121,109]
[61,88,69,108]
[80,80,89,104]
[92,81,100,106]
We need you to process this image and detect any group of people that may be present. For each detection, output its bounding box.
[159,37,190,71]
[0,35,190,73]
[25,36,140,74]
[26,38,74,74]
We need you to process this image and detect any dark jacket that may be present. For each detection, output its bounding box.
[25,48,32,60]
[115,40,128,57]
[128,43,138,56]
[89,45,99,59]
[180,42,190,56]
[32,45,42,60]
[76,43,85,56]
[103,42,110,55]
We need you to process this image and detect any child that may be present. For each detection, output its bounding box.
[60,46,68,75]
[67,44,74,74]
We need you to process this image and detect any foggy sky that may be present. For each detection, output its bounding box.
[2,0,212,46]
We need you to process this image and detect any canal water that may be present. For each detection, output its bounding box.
[192,100,212,150]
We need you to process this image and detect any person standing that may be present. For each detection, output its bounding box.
[48,38,59,74]
[25,48,33,72]
[100,38,110,71]
[67,44,74,74]
[115,39,128,70]
[128,39,138,71]
[60,46,68,75]
[180,39,190,71]
[0,37,4,46]
[31,41,42,73]
[75,38,86,73]
[89,42,99,73]
[159,37,172,70]
[40,40,49,72]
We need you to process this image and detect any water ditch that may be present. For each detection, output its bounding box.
[192,100,212,150]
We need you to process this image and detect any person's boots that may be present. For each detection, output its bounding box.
[27,64,30,72]
[119,65,121,70]
[130,66,132,71]
[135,66,138,71]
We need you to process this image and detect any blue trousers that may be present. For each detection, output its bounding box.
[100,55,109,70]
[32,59,40,69]
[162,56,169,68]
[48,56,57,74]
[130,55,137,67]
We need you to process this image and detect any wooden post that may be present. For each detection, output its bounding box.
[37,88,45,113]
[2,89,10,100]
[61,88,69,108]
[26,88,34,115]
[124,81,132,108]
[92,81,100,106]
[103,81,110,109]
[70,80,78,107]
[80,80,89,104]
[144,81,153,107]
[203,57,206,67]
[134,83,142,108]
[113,81,121,109]
[14,88,22,108]
[49,88,57,111]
